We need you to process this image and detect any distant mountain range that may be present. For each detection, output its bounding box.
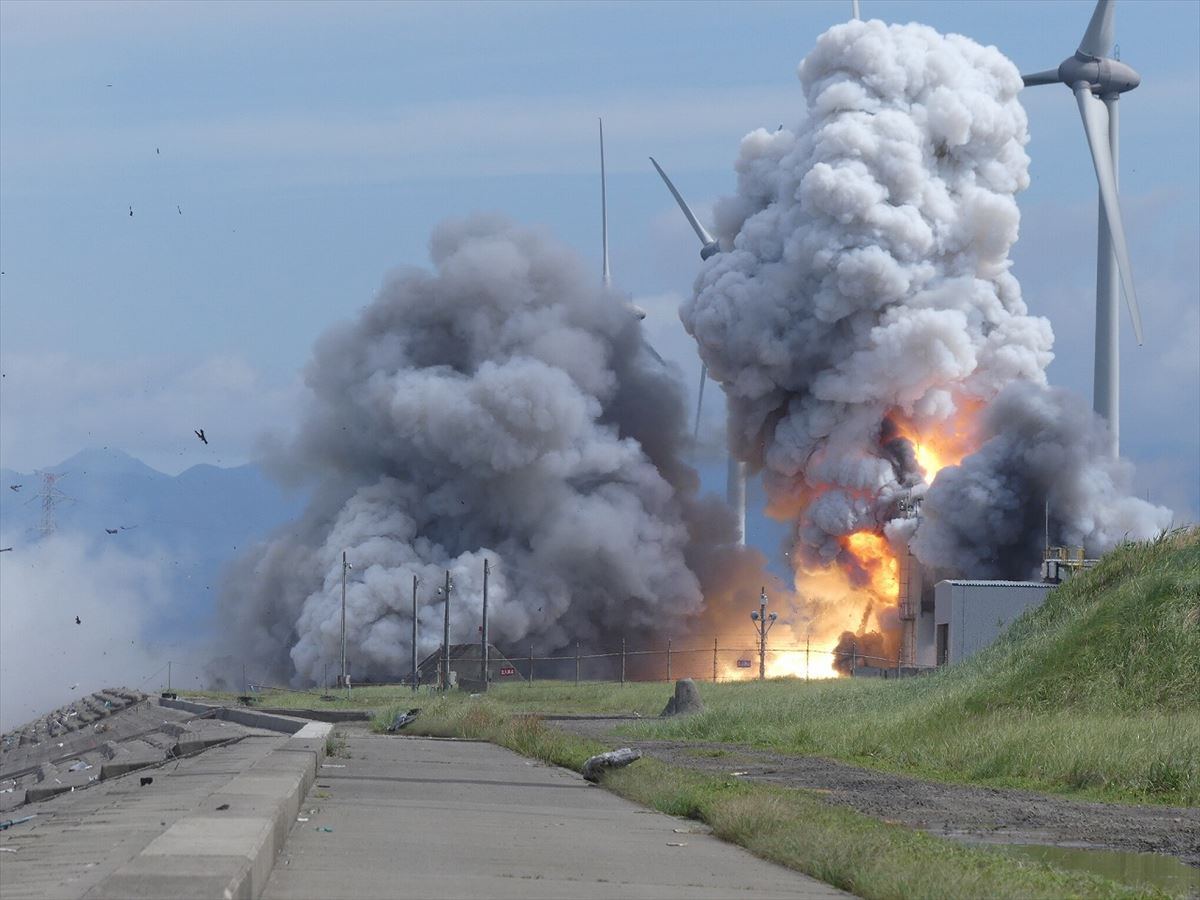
[0,448,308,641]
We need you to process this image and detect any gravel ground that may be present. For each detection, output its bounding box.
[550,717,1200,867]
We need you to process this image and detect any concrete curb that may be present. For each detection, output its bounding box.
[85,712,333,899]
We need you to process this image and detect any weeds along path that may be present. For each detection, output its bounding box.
[551,720,1200,868]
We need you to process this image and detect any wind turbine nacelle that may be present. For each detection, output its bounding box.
[1059,53,1141,95]
[700,241,721,261]
[625,302,647,320]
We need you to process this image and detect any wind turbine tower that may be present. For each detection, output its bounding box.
[1021,0,1143,455]
[649,157,746,546]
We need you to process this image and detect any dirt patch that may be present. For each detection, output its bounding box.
[550,717,1200,867]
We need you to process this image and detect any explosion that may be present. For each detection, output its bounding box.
[682,19,1170,676]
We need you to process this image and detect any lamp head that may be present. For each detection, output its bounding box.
[750,611,760,621]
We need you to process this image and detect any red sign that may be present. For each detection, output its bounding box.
[736,659,753,668]
[499,666,516,677]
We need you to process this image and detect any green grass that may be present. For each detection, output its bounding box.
[386,698,1173,900]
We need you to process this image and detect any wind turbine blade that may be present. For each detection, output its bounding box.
[694,365,707,440]
[1074,86,1144,344]
[649,157,715,246]
[600,118,610,288]
[851,0,860,20]
[1078,0,1115,58]
[1021,69,1061,87]
[643,339,665,367]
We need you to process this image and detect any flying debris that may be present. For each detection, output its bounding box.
[8,485,20,492]
[105,528,118,535]
[0,548,12,553]
[195,429,207,445]
[177,205,182,215]
[119,525,138,531]
[75,616,81,625]
[128,206,133,217]
[70,684,78,691]
[156,148,160,155]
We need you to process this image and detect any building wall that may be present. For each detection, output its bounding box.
[932,581,1056,665]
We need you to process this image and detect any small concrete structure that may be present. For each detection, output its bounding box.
[932,580,1057,665]
[661,678,704,716]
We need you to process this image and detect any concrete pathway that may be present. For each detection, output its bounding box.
[264,733,849,900]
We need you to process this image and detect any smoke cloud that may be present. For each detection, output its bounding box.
[682,20,1169,591]
[215,216,746,685]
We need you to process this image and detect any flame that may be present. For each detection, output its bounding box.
[843,531,899,601]
[892,409,979,482]
[711,408,986,682]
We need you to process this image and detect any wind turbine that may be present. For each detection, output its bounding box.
[649,156,746,546]
[600,120,649,323]
[1021,0,1143,455]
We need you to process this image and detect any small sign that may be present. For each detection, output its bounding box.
[736,659,753,668]
[499,666,516,677]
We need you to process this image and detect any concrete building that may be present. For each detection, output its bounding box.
[930,580,1056,666]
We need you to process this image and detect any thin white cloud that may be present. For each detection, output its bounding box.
[0,85,803,189]
[0,353,301,475]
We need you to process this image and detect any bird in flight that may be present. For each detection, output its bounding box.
[8,484,20,492]
[195,428,208,445]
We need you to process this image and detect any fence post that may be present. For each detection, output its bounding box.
[620,637,626,685]
[575,642,581,685]
[896,652,901,679]
[529,644,534,685]
[666,638,672,682]
[713,637,718,682]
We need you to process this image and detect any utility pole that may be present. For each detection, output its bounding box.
[480,559,490,692]
[575,642,581,685]
[411,575,419,694]
[167,661,172,693]
[620,637,626,685]
[341,551,352,695]
[750,586,777,682]
[442,570,452,691]
[666,638,672,682]
[713,637,718,682]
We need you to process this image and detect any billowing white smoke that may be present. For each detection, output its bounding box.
[681,19,1169,580]
[216,216,742,685]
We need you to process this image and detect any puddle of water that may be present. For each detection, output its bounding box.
[989,843,1199,896]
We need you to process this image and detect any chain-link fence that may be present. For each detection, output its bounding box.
[484,639,938,685]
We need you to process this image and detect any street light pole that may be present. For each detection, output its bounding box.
[341,550,352,695]
[480,558,490,692]
[441,569,452,691]
[750,585,777,682]
[411,574,419,694]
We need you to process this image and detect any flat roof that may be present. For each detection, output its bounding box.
[936,580,1055,588]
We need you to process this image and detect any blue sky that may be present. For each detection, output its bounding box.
[1,0,1197,520]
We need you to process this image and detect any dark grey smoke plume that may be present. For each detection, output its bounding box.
[911,382,1171,576]
[216,216,743,685]
[680,18,1169,588]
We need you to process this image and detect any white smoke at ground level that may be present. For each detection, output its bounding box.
[0,533,204,731]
